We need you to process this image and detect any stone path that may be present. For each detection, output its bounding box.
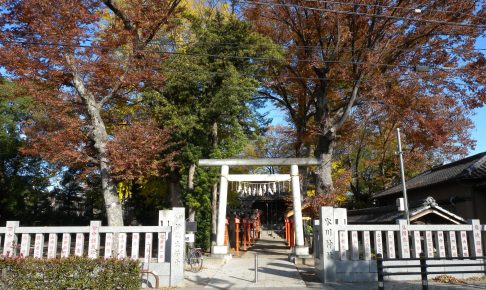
[183,230,306,289]
[181,230,486,289]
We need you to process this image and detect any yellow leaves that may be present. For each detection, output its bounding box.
[331,160,351,205]
[181,0,232,19]
[117,181,132,201]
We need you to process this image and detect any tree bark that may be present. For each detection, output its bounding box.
[211,182,218,245]
[210,121,219,245]
[67,55,124,226]
[187,163,196,222]
[169,170,183,207]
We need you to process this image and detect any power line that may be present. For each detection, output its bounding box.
[238,0,486,29]
[302,0,486,21]
[7,33,486,52]
[2,39,483,72]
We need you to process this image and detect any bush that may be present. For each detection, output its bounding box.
[0,256,141,290]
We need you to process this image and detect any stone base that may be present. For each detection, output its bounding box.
[212,245,229,255]
[294,245,309,256]
[294,255,314,266]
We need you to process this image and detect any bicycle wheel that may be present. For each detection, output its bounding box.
[189,249,203,272]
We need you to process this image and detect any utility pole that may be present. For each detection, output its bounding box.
[396,128,410,225]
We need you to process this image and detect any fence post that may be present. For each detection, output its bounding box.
[420,253,428,290]
[88,221,101,258]
[469,220,483,257]
[377,253,384,290]
[3,221,19,257]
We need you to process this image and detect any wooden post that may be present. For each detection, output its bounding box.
[243,218,248,250]
[247,220,251,246]
[290,221,295,247]
[235,217,240,256]
[224,218,229,246]
[285,218,289,244]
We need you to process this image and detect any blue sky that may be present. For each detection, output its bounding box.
[262,105,486,157]
[470,107,486,155]
[469,37,486,155]
[261,36,486,157]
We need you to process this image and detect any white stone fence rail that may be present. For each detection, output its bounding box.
[314,206,486,282]
[0,207,186,287]
[0,221,170,261]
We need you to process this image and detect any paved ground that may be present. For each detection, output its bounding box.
[181,230,486,290]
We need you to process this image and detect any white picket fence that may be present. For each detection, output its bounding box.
[314,206,486,282]
[0,207,186,287]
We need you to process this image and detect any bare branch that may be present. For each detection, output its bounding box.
[103,0,135,32]
[334,73,364,131]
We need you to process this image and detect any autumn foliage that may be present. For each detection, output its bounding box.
[245,0,486,196]
[0,0,182,225]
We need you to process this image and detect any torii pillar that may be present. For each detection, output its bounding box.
[290,164,307,256]
[213,165,229,255]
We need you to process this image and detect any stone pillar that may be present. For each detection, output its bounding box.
[317,206,336,283]
[159,207,185,286]
[291,164,308,256]
[213,165,229,255]
[3,221,19,257]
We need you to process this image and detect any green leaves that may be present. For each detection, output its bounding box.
[0,256,141,290]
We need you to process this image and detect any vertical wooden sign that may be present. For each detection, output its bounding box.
[447,231,457,258]
[104,233,113,259]
[425,231,434,258]
[144,233,153,263]
[74,233,84,256]
[374,231,383,257]
[386,231,395,259]
[351,231,359,260]
[363,231,371,260]
[435,231,446,258]
[459,231,469,257]
[117,233,127,259]
[47,233,58,259]
[20,234,31,257]
[61,233,71,258]
[158,232,166,262]
[33,234,44,258]
[131,233,140,260]
[412,231,422,258]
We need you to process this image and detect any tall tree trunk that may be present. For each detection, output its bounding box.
[211,182,218,246]
[210,121,219,245]
[314,78,335,196]
[90,108,123,226]
[69,58,124,226]
[187,163,196,222]
[169,170,183,207]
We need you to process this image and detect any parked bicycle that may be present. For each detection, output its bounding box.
[186,247,203,272]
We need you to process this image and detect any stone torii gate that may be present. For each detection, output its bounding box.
[198,158,321,256]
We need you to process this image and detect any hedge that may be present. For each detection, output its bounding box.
[0,256,141,290]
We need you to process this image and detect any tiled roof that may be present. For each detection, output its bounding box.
[373,152,486,198]
[348,197,466,224]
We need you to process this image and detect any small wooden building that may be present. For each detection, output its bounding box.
[372,152,486,222]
